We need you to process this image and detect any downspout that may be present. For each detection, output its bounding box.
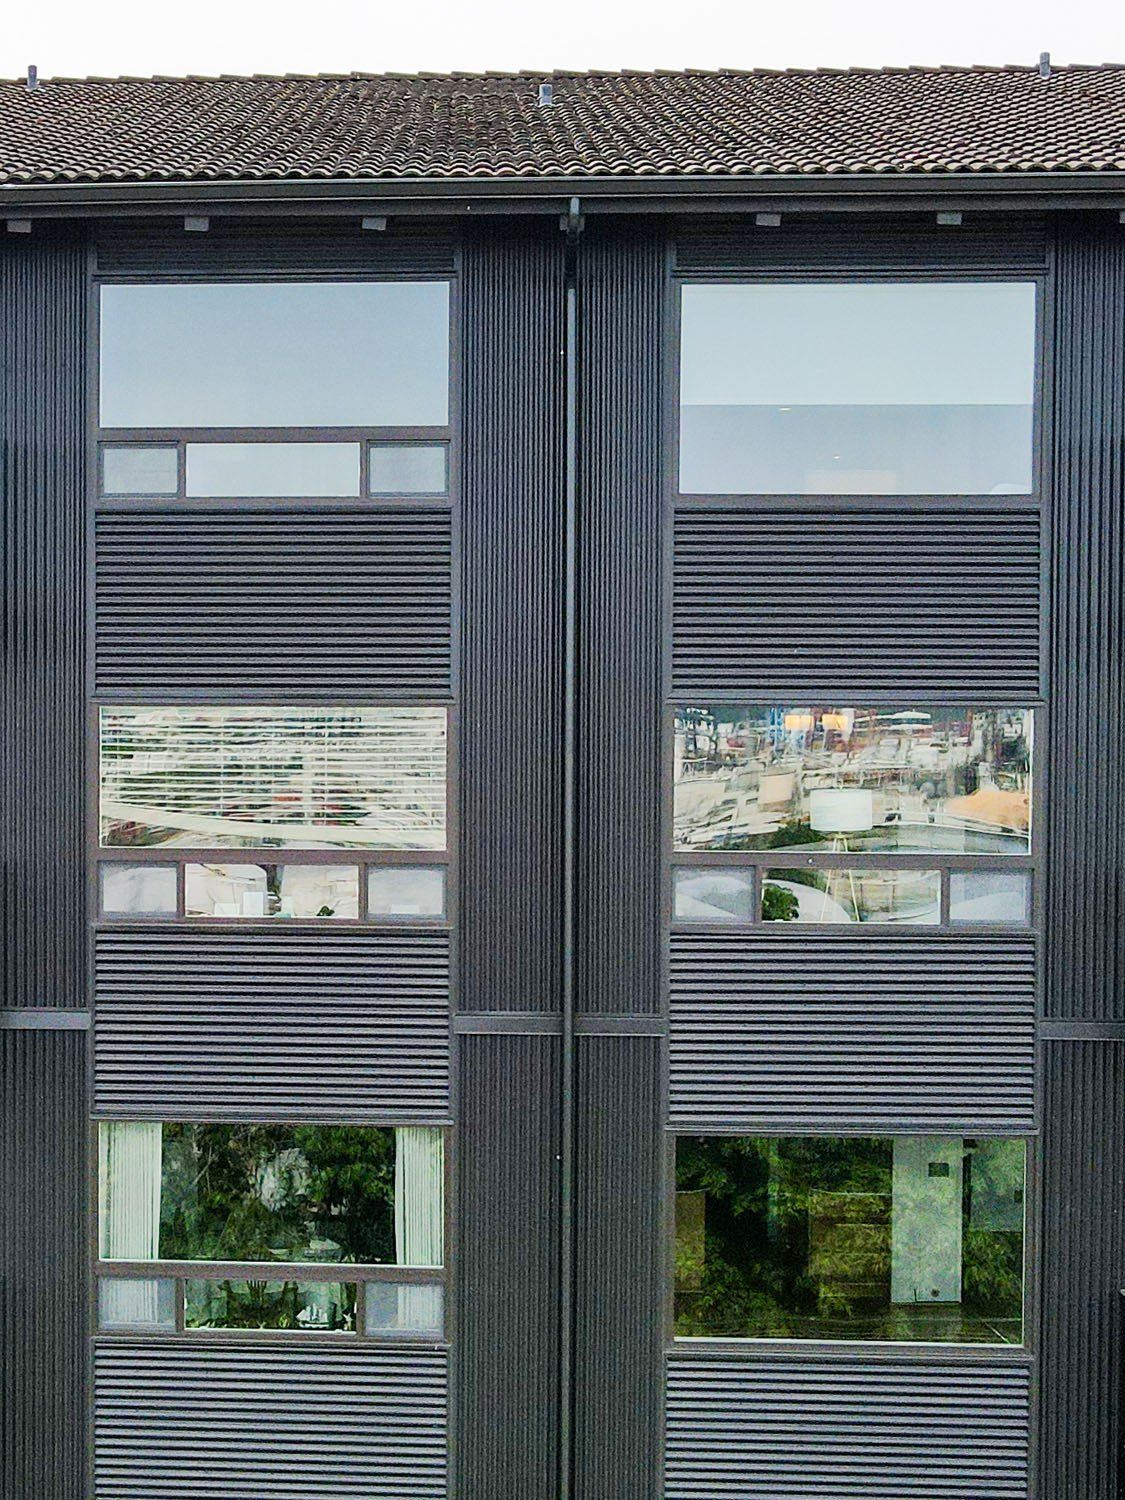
[560,192,584,1500]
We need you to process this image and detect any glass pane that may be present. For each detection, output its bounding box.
[950,870,1032,925]
[102,445,178,496]
[673,868,755,923]
[680,282,1035,494]
[98,1122,444,1268]
[100,863,178,916]
[365,1281,444,1336]
[185,863,359,918]
[762,869,940,924]
[186,443,360,498]
[367,866,446,918]
[369,444,448,496]
[100,281,450,427]
[675,1135,1025,1344]
[99,705,447,850]
[98,1277,176,1329]
[185,1280,356,1332]
[673,706,1032,855]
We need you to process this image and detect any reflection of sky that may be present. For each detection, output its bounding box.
[100,282,450,428]
[680,282,1036,406]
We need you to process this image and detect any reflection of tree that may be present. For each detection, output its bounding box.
[160,1124,397,1264]
[761,884,799,921]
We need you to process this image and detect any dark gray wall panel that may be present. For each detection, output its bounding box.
[665,1356,1031,1498]
[95,221,456,276]
[0,231,86,1008]
[573,1035,663,1500]
[0,1029,88,1500]
[1047,228,1125,1022]
[1039,1040,1125,1499]
[94,926,449,1118]
[94,1342,448,1498]
[95,510,452,697]
[459,223,565,1013]
[670,931,1036,1130]
[675,219,1048,273]
[673,509,1041,699]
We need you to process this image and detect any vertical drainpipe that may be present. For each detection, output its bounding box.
[560,192,584,1500]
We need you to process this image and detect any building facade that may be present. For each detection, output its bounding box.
[1,65,1124,1500]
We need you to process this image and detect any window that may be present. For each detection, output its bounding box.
[185,443,360,498]
[369,443,448,497]
[100,863,178,916]
[679,281,1036,495]
[761,868,941,924]
[99,281,450,428]
[98,1122,445,1337]
[675,1135,1025,1345]
[101,445,179,496]
[99,705,447,851]
[184,863,360,919]
[674,706,1032,855]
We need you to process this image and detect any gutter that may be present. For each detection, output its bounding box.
[3,170,1125,219]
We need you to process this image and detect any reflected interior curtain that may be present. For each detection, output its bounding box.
[98,1121,163,1323]
[394,1126,443,1330]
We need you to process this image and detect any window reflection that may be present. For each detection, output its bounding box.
[761,868,941,924]
[949,870,1032,925]
[673,706,1032,855]
[675,1135,1025,1344]
[673,868,755,923]
[185,863,359,918]
[185,1280,356,1333]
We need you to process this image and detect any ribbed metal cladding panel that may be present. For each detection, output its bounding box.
[459,223,565,1012]
[575,227,663,1014]
[456,1033,561,1500]
[94,1343,449,1498]
[1039,1040,1125,1499]
[95,222,456,276]
[95,510,452,696]
[0,1030,88,1500]
[0,230,86,1007]
[669,931,1036,1130]
[675,219,1048,273]
[1047,229,1125,1021]
[664,1357,1031,1498]
[573,1035,664,1500]
[673,509,1041,698]
[94,926,450,1118]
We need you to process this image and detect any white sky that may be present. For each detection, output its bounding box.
[1,0,1121,81]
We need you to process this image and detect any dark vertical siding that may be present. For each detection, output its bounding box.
[459,222,566,1015]
[0,231,86,1009]
[456,1034,561,1500]
[0,1029,88,1500]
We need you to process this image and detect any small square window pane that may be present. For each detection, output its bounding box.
[364,1282,444,1336]
[98,1278,176,1329]
[950,871,1031,925]
[673,868,754,923]
[369,444,447,496]
[368,867,446,918]
[102,446,178,496]
[100,864,178,916]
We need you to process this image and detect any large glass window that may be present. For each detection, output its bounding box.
[673,705,1032,855]
[99,281,450,428]
[679,282,1036,495]
[99,705,447,850]
[98,1122,445,1336]
[675,1135,1025,1344]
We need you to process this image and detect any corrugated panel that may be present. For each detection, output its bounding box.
[575,227,664,1016]
[0,230,86,1008]
[669,931,1036,1130]
[1039,1040,1125,1499]
[94,927,450,1118]
[456,1033,561,1500]
[459,222,565,1012]
[95,221,456,276]
[673,509,1041,698]
[94,1342,448,1498]
[574,1035,664,1500]
[665,1356,1031,1497]
[1047,229,1125,1021]
[0,1029,88,1500]
[675,218,1048,273]
[95,510,452,696]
